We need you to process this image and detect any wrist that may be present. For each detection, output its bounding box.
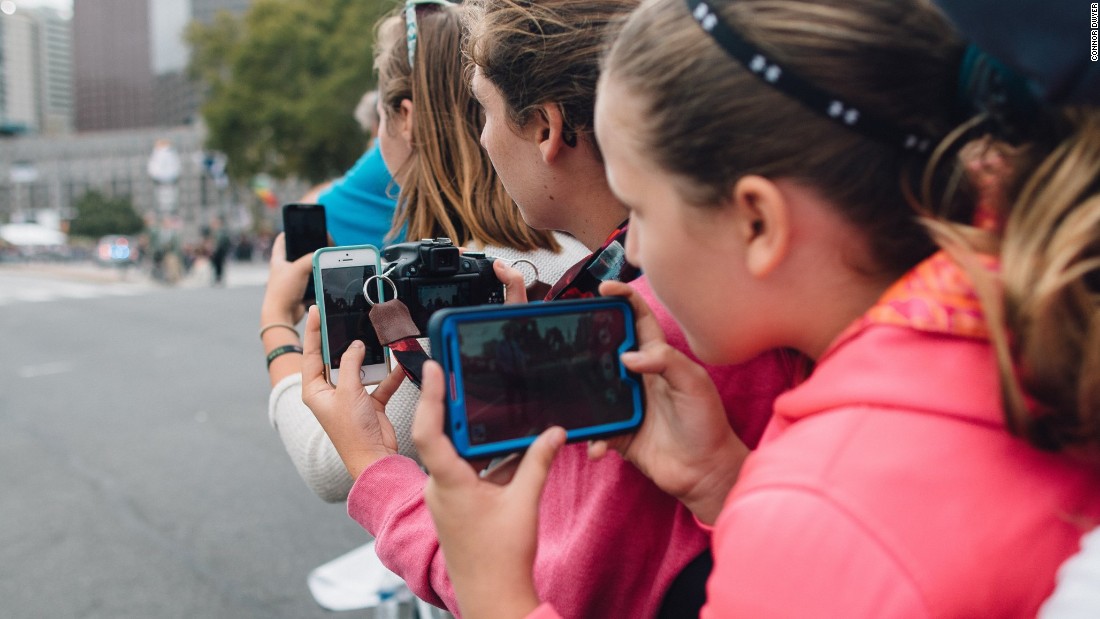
[462,597,540,619]
[260,311,299,327]
[456,578,540,619]
[260,323,300,343]
[678,435,748,525]
[344,448,397,480]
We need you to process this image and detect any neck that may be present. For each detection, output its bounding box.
[797,275,895,360]
[552,138,629,251]
[573,199,628,251]
[564,176,628,251]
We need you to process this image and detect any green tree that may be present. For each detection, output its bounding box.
[186,0,393,185]
[69,191,145,239]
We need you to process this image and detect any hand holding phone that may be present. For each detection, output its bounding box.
[313,245,389,386]
[587,280,748,525]
[261,233,317,331]
[300,304,405,480]
[409,359,561,619]
[283,203,328,302]
[428,296,645,459]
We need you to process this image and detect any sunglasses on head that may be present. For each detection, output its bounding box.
[405,0,456,67]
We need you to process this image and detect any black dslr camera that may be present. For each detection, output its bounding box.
[382,238,505,334]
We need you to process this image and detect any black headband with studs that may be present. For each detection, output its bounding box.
[685,0,940,154]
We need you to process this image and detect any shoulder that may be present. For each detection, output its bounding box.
[707,485,930,618]
[482,233,589,285]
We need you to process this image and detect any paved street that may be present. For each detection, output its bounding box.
[0,259,374,618]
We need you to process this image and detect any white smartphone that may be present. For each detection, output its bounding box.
[313,245,390,386]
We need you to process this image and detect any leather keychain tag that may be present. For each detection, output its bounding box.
[369,299,429,388]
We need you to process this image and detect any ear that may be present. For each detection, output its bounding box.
[730,175,790,278]
[534,103,568,164]
[397,98,415,145]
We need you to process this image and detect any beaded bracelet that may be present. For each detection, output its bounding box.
[266,344,304,369]
[259,322,299,340]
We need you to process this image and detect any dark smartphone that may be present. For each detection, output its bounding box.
[282,203,328,302]
[428,297,645,459]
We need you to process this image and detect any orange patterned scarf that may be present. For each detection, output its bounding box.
[827,251,997,357]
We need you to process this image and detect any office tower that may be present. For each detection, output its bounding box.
[72,0,253,131]
[0,6,39,132]
[150,0,195,126]
[0,4,72,135]
[73,0,155,131]
[35,6,72,133]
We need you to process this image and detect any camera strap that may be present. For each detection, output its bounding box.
[368,299,429,388]
[545,220,640,300]
[525,279,553,301]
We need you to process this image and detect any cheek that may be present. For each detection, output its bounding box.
[633,222,740,363]
[378,126,411,176]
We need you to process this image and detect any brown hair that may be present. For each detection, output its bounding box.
[463,0,639,151]
[605,0,961,278]
[607,0,1100,452]
[374,4,557,251]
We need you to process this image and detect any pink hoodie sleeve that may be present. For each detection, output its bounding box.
[346,455,459,613]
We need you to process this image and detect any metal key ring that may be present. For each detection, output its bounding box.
[363,275,398,307]
[509,259,541,286]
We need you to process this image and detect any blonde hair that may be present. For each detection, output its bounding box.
[925,110,1100,452]
[463,0,639,152]
[373,4,558,252]
[607,0,1100,452]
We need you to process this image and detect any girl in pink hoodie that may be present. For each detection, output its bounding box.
[411,0,1100,617]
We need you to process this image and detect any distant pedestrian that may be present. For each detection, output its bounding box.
[207,216,231,286]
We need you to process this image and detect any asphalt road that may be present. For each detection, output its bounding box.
[0,261,373,618]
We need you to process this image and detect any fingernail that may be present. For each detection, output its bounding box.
[350,340,364,350]
[548,426,566,444]
[620,351,639,363]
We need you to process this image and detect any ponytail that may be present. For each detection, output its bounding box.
[926,109,1100,453]
[999,110,1100,451]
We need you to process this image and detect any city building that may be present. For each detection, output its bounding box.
[34,5,72,134]
[73,0,252,132]
[73,0,154,131]
[0,123,308,239]
[0,4,70,135]
[0,0,290,246]
[0,4,72,135]
[1,6,39,132]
